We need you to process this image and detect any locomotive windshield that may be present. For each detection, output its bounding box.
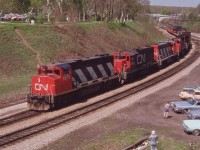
[54,70,60,76]
[116,52,126,59]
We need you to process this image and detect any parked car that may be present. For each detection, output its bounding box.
[1,13,27,21]
[171,99,200,113]
[182,120,200,136]
[179,88,200,100]
[182,86,200,91]
[14,14,27,21]
[1,14,12,21]
[187,109,200,119]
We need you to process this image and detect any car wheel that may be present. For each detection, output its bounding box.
[192,129,200,136]
[192,115,196,120]
[182,109,188,114]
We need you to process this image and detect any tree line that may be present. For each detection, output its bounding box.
[0,0,150,24]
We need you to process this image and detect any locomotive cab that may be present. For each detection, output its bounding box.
[27,64,72,110]
[170,38,181,57]
[113,52,131,84]
[113,52,131,74]
[152,42,174,67]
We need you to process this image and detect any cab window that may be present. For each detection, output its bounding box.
[195,92,200,95]
[47,70,53,74]
[54,70,60,76]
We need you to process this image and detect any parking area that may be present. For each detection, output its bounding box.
[0,13,27,21]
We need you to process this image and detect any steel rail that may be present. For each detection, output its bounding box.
[0,111,40,127]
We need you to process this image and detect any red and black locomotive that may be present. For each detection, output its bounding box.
[27,26,192,111]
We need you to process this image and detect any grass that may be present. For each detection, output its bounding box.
[0,74,33,99]
[38,127,193,150]
[182,22,200,33]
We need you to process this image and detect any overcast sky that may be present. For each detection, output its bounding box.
[150,0,200,7]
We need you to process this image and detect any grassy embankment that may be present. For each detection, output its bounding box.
[182,21,200,33]
[0,21,165,100]
[40,127,192,150]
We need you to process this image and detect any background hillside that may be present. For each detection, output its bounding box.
[0,21,165,100]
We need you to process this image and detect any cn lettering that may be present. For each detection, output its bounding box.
[137,54,146,64]
[35,83,48,91]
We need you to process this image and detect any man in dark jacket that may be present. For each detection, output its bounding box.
[149,130,158,150]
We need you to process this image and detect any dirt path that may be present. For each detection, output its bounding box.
[15,29,43,65]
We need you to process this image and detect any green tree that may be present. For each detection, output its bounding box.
[29,0,46,13]
[0,0,12,13]
[188,12,196,21]
[197,3,200,14]
[160,9,170,15]
[10,0,31,13]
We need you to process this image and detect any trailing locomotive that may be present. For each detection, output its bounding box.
[166,24,187,37]
[27,27,192,111]
[113,47,156,84]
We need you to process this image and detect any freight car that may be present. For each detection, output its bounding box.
[27,30,192,111]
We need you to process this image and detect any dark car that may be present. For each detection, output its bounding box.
[171,99,200,113]
[187,110,200,119]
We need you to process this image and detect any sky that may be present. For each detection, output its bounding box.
[150,0,200,7]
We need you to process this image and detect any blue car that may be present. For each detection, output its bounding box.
[171,99,200,113]
[182,86,200,91]
[187,110,200,119]
[182,120,200,136]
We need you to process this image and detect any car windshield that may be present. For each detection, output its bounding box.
[187,99,196,105]
[182,88,194,93]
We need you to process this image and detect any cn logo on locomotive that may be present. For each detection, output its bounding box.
[137,54,146,64]
[35,83,48,91]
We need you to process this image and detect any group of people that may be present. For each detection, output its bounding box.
[148,102,171,150]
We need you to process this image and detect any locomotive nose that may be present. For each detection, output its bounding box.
[32,76,51,96]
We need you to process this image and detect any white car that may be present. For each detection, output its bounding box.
[179,89,200,100]
[182,120,200,136]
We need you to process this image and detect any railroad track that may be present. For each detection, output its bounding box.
[0,110,40,127]
[0,98,26,109]
[122,136,148,150]
[0,49,199,148]
[191,35,200,42]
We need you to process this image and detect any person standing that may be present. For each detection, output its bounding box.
[164,101,170,119]
[149,130,158,150]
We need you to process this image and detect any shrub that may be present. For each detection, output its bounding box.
[37,14,47,24]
